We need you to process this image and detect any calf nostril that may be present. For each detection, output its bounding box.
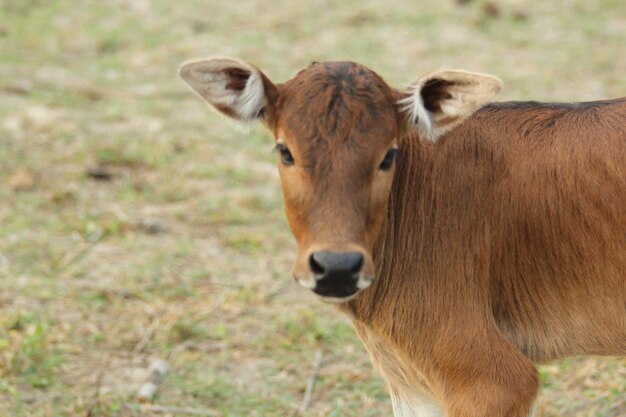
[309,253,326,275]
[309,251,364,276]
[349,254,364,274]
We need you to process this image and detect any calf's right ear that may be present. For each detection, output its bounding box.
[179,57,278,121]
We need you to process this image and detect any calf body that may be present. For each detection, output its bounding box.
[347,100,626,416]
[180,58,626,417]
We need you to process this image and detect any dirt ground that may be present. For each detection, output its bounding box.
[0,0,624,416]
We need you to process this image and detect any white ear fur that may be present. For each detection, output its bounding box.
[179,56,268,121]
[399,70,502,142]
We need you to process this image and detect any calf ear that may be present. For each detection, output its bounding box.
[179,57,277,121]
[399,70,502,142]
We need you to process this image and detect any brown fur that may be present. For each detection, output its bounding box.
[271,67,626,416]
[182,58,626,417]
[343,99,626,416]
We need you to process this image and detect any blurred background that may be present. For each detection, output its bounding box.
[0,0,625,416]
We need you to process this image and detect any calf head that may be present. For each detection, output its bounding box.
[180,57,501,302]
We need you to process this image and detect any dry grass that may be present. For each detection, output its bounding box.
[0,0,624,416]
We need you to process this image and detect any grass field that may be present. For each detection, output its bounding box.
[0,0,625,416]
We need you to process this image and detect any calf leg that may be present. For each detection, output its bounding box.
[443,378,538,417]
[390,390,444,417]
[434,331,540,417]
[389,386,536,417]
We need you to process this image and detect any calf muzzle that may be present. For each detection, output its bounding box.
[309,251,364,298]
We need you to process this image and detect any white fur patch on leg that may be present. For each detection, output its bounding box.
[391,391,444,417]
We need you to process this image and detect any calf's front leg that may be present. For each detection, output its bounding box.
[390,390,444,417]
[431,329,539,417]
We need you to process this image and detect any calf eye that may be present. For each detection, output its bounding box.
[277,144,295,166]
[379,149,398,171]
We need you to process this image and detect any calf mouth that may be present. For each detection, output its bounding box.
[311,273,373,303]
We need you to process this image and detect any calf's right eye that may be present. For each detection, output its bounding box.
[277,144,295,166]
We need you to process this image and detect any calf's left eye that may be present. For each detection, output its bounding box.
[379,149,398,171]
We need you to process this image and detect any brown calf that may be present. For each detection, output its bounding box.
[180,57,626,417]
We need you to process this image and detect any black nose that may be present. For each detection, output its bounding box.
[309,251,364,298]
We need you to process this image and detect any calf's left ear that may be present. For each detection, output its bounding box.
[179,56,277,121]
[399,70,502,142]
